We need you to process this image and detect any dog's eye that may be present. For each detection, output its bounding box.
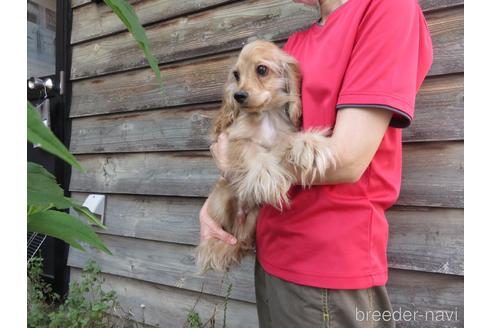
[256,65,269,77]
[233,70,240,82]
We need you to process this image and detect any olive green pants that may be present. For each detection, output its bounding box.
[255,259,395,328]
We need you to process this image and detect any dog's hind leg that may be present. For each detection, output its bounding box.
[195,179,257,273]
[195,178,236,273]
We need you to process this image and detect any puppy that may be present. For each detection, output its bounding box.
[195,40,335,273]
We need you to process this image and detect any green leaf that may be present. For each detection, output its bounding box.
[27,162,74,209]
[62,196,106,229]
[72,204,106,229]
[28,210,112,255]
[27,102,83,171]
[103,0,163,89]
[27,204,53,216]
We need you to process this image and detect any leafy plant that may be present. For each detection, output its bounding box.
[27,256,60,328]
[27,102,111,255]
[48,260,119,327]
[184,281,234,328]
[28,256,148,328]
[103,0,163,88]
[185,310,202,328]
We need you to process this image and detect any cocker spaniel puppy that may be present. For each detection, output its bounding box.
[195,40,335,273]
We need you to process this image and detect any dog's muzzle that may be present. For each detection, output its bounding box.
[234,91,248,104]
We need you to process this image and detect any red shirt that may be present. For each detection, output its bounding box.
[256,0,433,289]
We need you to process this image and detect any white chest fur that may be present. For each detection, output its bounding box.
[254,115,277,147]
[227,110,291,148]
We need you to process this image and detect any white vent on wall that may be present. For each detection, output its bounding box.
[82,194,106,226]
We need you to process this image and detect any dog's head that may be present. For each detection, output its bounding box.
[213,40,302,137]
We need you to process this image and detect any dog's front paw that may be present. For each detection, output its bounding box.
[287,129,336,187]
[251,163,293,208]
[232,155,294,209]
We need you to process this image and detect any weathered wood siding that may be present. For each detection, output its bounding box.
[67,0,464,327]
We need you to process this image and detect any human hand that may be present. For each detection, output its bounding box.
[199,198,240,245]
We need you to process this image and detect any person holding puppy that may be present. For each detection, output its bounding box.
[201,0,433,326]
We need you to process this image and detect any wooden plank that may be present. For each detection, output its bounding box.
[405,73,463,142]
[68,73,462,154]
[70,3,463,80]
[71,192,203,246]
[70,142,463,208]
[386,269,463,328]
[400,142,463,208]
[71,192,463,275]
[427,6,463,76]
[387,206,463,275]
[68,234,258,303]
[70,268,259,328]
[70,151,219,197]
[69,268,463,328]
[72,0,463,44]
[69,103,217,154]
[419,0,463,11]
[70,53,235,118]
[71,0,237,44]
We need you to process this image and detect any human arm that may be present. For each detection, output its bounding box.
[288,107,392,185]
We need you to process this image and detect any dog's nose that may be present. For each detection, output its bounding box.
[234,91,248,104]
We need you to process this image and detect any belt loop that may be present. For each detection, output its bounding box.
[322,288,330,327]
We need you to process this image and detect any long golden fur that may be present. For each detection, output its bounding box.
[195,40,336,273]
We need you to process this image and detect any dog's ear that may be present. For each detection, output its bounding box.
[281,52,302,129]
[211,70,239,141]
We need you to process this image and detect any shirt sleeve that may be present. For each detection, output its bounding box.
[336,0,433,128]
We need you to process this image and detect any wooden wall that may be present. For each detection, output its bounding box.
[67,0,464,327]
